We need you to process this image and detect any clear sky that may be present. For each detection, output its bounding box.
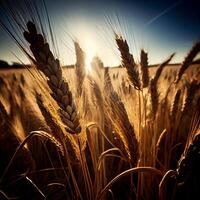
[0,0,199,66]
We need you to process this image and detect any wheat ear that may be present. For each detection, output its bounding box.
[0,100,7,126]
[181,80,200,117]
[106,84,139,166]
[104,67,113,92]
[175,41,200,84]
[149,54,174,118]
[154,53,175,85]
[74,41,86,97]
[116,35,141,90]
[149,79,159,118]
[23,21,81,134]
[36,94,79,161]
[170,89,181,121]
[104,68,138,165]
[140,49,149,88]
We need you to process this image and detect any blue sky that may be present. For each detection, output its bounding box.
[0,0,199,66]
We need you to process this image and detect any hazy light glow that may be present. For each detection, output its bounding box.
[85,46,94,73]
[80,34,96,73]
[57,15,122,67]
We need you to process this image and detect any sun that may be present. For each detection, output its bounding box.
[81,36,96,74]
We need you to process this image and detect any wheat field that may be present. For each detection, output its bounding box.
[0,1,200,200]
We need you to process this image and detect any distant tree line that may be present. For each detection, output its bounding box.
[0,60,76,69]
[0,60,28,69]
[1,59,199,70]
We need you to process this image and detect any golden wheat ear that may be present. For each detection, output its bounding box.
[74,41,86,97]
[23,21,81,134]
[115,35,141,90]
[140,49,149,88]
[105,81,139,166]
[181,79,200,118]
[175,41,200,84]
[0,100,7,126]
[153,53,175,84]
[170,89,181,121]
[149,78,159,118]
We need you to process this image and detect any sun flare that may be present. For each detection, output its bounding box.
[81,36,96,73]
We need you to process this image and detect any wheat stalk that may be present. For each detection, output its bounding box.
[23,21,81,134]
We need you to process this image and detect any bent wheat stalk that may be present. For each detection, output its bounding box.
[0,130,59,182]
[97,167,162,200]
